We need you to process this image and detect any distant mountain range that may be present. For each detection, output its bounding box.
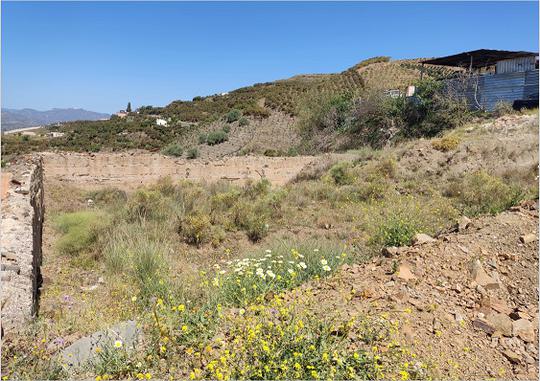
[1,108,110,131]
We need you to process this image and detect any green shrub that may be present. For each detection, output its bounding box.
[186,147,199,159]
[374,157,397,178]
[86,187,127,206]
[364,195,458,247]
[243,179,271,199]
[161,142,183,157]
[178,212,212,247]
[226,109,241,123]
[327,162,355,185]
[263,149,282,157]
[206,130,228,145]
[223,125,231,133]
[243,213,269,242]
[445,171,524,216]
[126,189,168,221]
[238,117,249,126]
[53,211,111,256]
[297,91,353,135]
[198,133,207,144]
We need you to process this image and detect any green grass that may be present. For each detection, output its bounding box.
[53,210,111,256]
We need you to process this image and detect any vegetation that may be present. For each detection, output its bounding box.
[161,142,183,157]
[206,129,229,145]
[1,58,459,156]
[445,171,525,216]
[298,78,471,151]
[187,147,199,159]
[226,109,241,123]
[53,211,111,257]
[3,125,535,379]
[431,134,461,152]
[1,54,537,380]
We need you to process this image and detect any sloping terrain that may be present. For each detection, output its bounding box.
[1,57,456,157]
[1,113,537,380]
[291,206,538,380]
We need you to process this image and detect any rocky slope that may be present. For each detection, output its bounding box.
[293,203,538,379]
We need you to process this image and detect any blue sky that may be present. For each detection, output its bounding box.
[2,1,538,114]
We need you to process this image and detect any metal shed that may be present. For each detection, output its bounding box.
[422,49,539,111]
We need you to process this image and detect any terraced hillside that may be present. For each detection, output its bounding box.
[1,57,458,158]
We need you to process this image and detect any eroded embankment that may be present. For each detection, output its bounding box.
[1,157,44,336]
[41,152,347,188]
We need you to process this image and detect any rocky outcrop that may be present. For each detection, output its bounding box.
[1,156,44,336]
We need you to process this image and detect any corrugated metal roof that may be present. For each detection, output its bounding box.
[422,49,538,68]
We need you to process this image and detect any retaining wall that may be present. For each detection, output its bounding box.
[1,157,44,336]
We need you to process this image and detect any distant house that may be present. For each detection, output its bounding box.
[50,131,65,138]
[421,49,539,111]
[156,118,168,126]
[115,110,128,118]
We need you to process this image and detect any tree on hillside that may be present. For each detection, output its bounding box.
[126,102,132,113]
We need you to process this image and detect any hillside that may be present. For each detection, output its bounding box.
[1,108,109,131]
[1,57,457,157]
[1,113,537,380]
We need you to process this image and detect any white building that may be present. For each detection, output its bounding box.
[156,118,168,126]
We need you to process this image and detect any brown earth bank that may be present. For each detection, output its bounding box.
[40,151,355,188]
[292,205,539,380]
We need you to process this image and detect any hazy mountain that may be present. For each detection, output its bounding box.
[1,108,110,131]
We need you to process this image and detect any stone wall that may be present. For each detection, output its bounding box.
[1,156,44,336]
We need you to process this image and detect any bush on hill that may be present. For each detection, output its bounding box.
[207,130,229,145]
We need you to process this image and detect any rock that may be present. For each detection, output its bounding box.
[512,319,535,343]
[470,260,500,290]
[412,233,436,245]
[396,263,416,281]
[454,311,465,323]
[58,320,141,369]
[381,246,399,258]
[2,264,21,274]
[473,318,498,335]
[524,353,535,365]
[487,313,513,337]
[499,252,517,261]
[519,234,537,244]
[457,216,472,231]
[490,298,512,315]
[502,349,521,365]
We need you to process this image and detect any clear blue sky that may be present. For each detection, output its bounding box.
[2,1,538,114]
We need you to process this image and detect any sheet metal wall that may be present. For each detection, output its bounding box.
[445,69,539,111]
